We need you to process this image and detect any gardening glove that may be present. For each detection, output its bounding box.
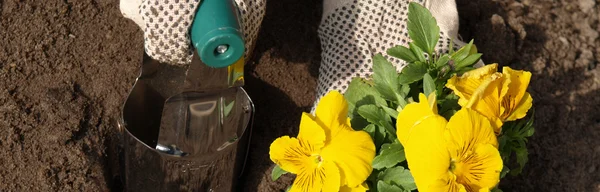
[120,0,266,65]
[316,0,468,105]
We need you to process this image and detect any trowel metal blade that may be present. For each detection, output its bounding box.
[122,53,187,149]
[154,52,251,157]
[156,87,253,159]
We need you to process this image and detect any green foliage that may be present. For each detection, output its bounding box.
[363,124,388,150]
[398,62,427,84]
[409,42,427,63]
[434,54,450,69]
[372,143,406,169]
[344,78,388,130]
[422,73,436,97]
[358,105,396,137]
[407,3,440,55]
[498,109,535,176]
[450,40,474,63]
[341,2,534,191]
[377,166,417,191]
[457,53,482,68]
[377,181,408,192]
[271,165,288,181]
[373,54,404,104]
[387,45,418,63]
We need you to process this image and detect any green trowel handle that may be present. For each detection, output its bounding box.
[191,0,244,68]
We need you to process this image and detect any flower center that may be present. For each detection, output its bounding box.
[449,153,480,191]
[311,154,323,165]
[449,159,466,179]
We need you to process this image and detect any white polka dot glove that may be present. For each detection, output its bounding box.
[316,0,465,104]
[120,0,266,65]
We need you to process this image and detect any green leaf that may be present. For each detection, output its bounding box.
[435,54,450,69]
[345,78,388,130]
[438,94,460,116]
[451,39,474,62]
[455,66,475,74]
[378,166,417,190]
[513,146,529,175]
[363,124,388,150]
[407,2,440,55]
[387,45,418,63]
[456,53,482,69]
[524,124,535,137]
[350,117,371,131]
[345,78,388,115]
[397,84,411,109]
[400,84,410,96]
[285,185,292,192]
[372,143,406,169]
[372,54,404,103]
[358,105,396,138]
[271,165,288,181]
[500,165,510,179]
[491,187,504,192]
[522,110,535,137]
[398,62,427,84]
[498,135,509,156]
[377,181,406,192]
[470,43,479,54]
[423,73,436,97]
[441,109,458,120]
[382,106,399,118]
[409,42,426,63]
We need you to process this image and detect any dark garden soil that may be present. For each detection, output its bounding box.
[0,0,598,191]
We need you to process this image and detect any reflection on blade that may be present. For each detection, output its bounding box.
[156,88,246,158]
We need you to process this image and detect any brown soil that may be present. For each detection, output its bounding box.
[0,0,598,191]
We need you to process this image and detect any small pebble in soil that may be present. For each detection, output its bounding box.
[577,0,596,13]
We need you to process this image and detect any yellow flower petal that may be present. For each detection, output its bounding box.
[270,112,327,175]
[322,160,342,192]
[502,67,531,107]
[444,109,502,191]
[269,136,312,174]
[396,93,437,145]
[298,113,326,152]
[428,176,467,192]
[501,67,533,121]
[289,160,341,192]
[454,144,502,191]
[506,92,533,121]
[403,115,449,191]
[466,73,507,133]
[445,108,498,152]
[427,92,439,114]
[320,123,375,187]
[339,182,369,192]
[447,64,498,106]
[314,91,350,134]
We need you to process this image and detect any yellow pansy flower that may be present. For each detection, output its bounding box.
[269,91,376,192]
[446,64,533,134]
[397,93,503,192]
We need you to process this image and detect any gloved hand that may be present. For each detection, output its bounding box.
[120,0,266,65]
[316,0,466,103]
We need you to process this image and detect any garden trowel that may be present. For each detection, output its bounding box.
[120,0,254,191]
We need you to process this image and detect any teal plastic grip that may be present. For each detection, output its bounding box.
[190,0,245,68]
